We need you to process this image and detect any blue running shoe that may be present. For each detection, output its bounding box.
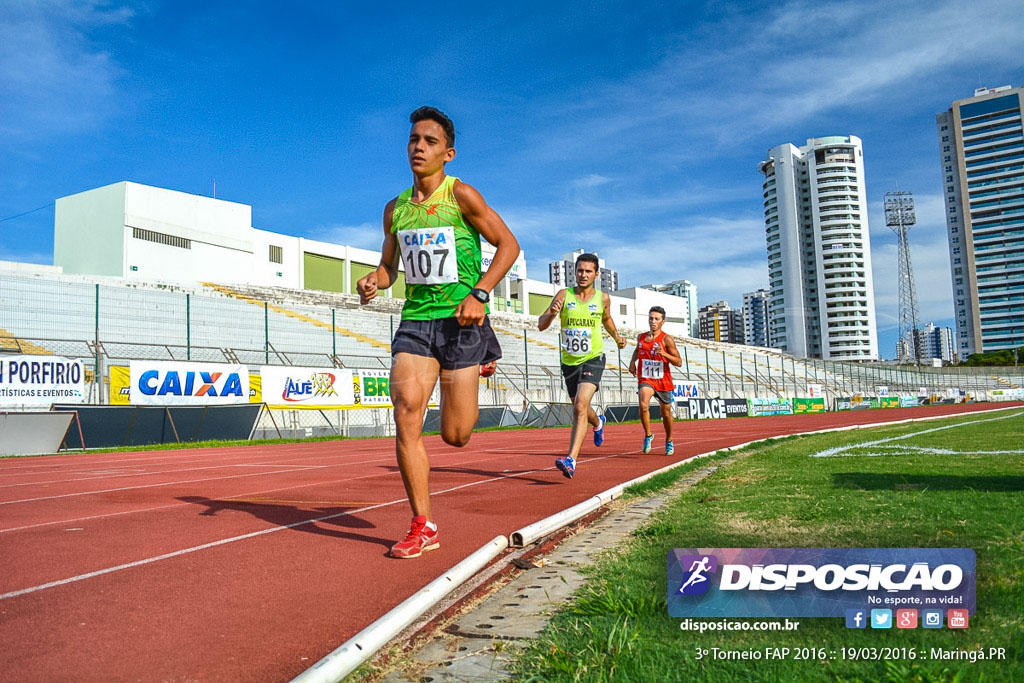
[643,434,653,454]
[665,441,675,456]
[555,456,576,479]
[594,415,606,447]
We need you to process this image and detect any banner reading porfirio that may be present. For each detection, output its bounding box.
[129,361,249,405]
[0,355,85,406]
[260,366,355,409]
[668,548,976,618]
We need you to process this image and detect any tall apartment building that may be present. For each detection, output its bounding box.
[914,323,955,364]
[759,136,879,360]
[936,85,1024,359]
[698,301,744,344]
[742,289,770,348]
[641,279,699,337]
[548,249,619,292]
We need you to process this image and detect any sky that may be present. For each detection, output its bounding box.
[2,0,1024,358]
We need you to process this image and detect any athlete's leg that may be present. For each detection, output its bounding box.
[638,385,655,437]
[438,364,481,447]
[659,399,674,442]
[391,352,441,519]
[567,382,598,460]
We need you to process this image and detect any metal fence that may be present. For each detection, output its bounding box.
[3,271,1023,439]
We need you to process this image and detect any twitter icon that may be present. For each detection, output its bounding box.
[870,609,892,629]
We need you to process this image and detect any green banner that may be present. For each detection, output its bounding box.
[792,397,826,414]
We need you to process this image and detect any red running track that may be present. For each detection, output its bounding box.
[0,403,1018,681]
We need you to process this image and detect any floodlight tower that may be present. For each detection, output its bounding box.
[885,190,920,364]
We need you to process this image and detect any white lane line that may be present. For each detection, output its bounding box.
[809,410,1024,457]
[0,467,329,506]
[0,463,330,490]
[0,454,615,601]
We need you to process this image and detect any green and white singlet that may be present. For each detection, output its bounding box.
[559,287,604,366]
[391,175,485,321]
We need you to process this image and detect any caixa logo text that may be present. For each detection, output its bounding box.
[137,370,245,397]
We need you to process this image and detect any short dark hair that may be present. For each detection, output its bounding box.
[575,253,599,269]
[410,106,455,148]
[649,306,666,318]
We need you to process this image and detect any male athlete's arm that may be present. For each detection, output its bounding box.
[357,199,399,304]
[452,181,520,326]
[660,335,683,367]
[628,338,640,376]
[601,292,627,348]
[537,289,566,331]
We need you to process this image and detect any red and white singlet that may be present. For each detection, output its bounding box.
[636,330,674,392]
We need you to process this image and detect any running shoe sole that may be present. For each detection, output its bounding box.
[555,459,575,479]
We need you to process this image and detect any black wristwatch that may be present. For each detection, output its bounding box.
[470,288,490,303]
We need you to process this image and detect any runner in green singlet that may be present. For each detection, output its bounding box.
[538,253,626,479]
[357,106,520,558]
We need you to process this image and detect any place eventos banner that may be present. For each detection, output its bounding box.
[0,355,85,406]
[667,548,975,618]
[685,398,747,419]
[129,361,249,405]
[260,366,355,409]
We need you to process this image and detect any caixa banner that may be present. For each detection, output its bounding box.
[667,548,975,618]
[129,361,249,405]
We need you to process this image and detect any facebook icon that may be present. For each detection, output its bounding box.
[846,609,867,629]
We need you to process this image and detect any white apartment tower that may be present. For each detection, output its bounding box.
[742,289,770,348]
[936,86,1024,359]
[759,136,879,360]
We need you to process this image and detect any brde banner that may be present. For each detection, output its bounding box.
[129,360,249,405]
[0,355,86,406]
[667,548,976,618]
[259,366,356,409]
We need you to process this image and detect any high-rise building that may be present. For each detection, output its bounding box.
[698,301,744,344]
[548,249,619,292]
[913,322,955,364]
[759,136,879,360]
[641,279,698,337]
[936,85,1024,360]
[742,289,770,348]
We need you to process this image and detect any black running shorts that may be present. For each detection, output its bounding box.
[391,317,502,370]
[561,354,605,400]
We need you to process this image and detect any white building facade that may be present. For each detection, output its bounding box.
[759,136,879,360]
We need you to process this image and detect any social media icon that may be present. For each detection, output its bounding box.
[870,609,892,629]
[896,609,918,629]
[922,609,943,628]
[948,609,969,629]
[846,609,867,629]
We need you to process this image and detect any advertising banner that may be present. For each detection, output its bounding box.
[0,355,85,406]
[113,366,262,405]
[793,397,826,414]
[806,383,824,398]
[128,361,249,406]
[899,396,920,408]
[260,366,355,409]
[835,395,873,411]
[355,369,394,406]
[673,383,700,403]
[685,398,748,420]
[668,548,976,618]
[878,386,889,397]
[748,397,793,417]
[879,397,900,409]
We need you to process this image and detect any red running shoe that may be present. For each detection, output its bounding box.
[390,515,440,559]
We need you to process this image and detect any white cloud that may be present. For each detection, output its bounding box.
[0,1,133,139]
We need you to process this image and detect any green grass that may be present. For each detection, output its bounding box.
[511,409,1024,682]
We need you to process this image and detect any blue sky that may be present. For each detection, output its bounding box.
[2,0,1023,358]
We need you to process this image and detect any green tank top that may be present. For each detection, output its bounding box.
[391,175,486,320]
[559,287,604,366]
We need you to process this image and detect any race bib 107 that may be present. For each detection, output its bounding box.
[400,226,458,285]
